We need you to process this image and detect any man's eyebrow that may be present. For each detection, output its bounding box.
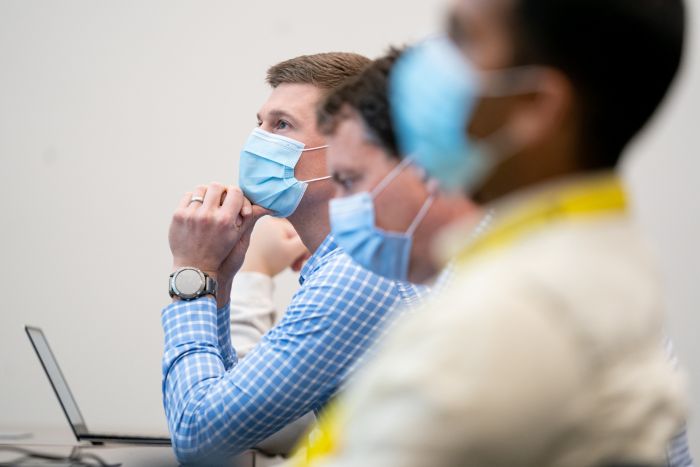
[331,165,361,177]
[259,109,299,125]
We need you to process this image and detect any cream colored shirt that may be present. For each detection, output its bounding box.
[315,184,688,467]
[230,271,283,357]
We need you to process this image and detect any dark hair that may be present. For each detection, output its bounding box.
[511,0,686,168]
[267,52,371,91]
[318,48,403,158]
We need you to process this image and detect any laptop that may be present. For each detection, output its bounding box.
[24,325,171,446]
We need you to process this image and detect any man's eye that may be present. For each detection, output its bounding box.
[256,120,262,127]
[275,120,290,130]
[334,175,357,192]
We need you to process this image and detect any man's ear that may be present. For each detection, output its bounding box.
[507,68,576,148]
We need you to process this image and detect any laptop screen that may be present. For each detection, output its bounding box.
[25,326,89,437]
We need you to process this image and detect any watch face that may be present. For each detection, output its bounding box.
[173,268,205,298]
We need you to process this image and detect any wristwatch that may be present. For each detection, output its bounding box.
[169,267,217,301]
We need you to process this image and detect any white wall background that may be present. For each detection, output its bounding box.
[0,0,697,460]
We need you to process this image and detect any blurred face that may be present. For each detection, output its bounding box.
[449,0,520,139]
[256,83,334,209]
[327,110,439,283]
[449,0,514,70]
[445,0,577,201]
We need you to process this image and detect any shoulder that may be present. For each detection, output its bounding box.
[301,237,401,297]
[433,217,665,356]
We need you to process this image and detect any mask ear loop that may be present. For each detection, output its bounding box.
[475,66,547,162]
[406,193,435,236]
[404,164,438,235]
[302,144,329,152]
[299,144,331,183]
[478,66,545,98]
[301,175,332,183]
[459,67,546,191]
[371,157,435,235]
[371,157,413,198]
[475,66,547,161]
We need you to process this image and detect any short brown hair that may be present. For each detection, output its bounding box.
[318,48,403,158]
[266,52,371,91]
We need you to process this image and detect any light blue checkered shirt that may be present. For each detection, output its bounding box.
[161,235,423,464]
[664,337,695,467]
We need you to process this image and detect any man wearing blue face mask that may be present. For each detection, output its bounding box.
[300,0,693,465]
[161,52,428,465]
[317,49,481,285]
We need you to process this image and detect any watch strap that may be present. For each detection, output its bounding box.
[203,274,217,297]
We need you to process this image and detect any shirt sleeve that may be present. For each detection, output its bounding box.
[229,272,277,358]
[215,302,237,370]
[662,337,695,467]
[161,256,400,464]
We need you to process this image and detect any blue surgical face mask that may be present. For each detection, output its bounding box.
[239,128,330,218]
[390,36,540,193]
[329,158,434,282]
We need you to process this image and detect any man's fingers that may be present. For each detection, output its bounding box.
[187,185,208,212]
[221,185,245,222]
[177,191,194,211]
[285,234,308,257]
[291,251,311,272]
[279,219,298,240]
[203,183,225,211]
[237,210,262,239]
[285,234,309,272]
[234,197,253,228]
[241,197,253,217]
[240,222,255,245]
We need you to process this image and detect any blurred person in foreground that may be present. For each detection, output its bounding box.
[299,0,692,465]
[163,52,426,465]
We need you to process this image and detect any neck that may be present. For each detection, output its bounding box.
[424,194,480,244]
[288,200,331,254]
[410,194,478,283]
[474,143,583,204]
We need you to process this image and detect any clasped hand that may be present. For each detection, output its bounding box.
[168,182,269,307]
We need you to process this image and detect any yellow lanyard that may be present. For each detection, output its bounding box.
[458,173,627,263]
[294,402,343,466]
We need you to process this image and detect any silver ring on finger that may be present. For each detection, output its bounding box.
[188,195,205,206]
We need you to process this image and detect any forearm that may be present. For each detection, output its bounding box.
[161,298,249,462]
[161,297,317,463]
